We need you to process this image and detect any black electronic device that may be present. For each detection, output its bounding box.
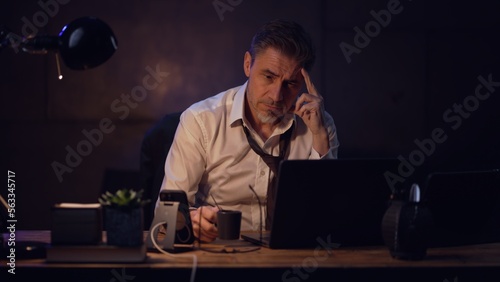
[241,158,401,249]
[421,169,500,247]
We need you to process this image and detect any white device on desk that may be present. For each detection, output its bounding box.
[146,190,195,251]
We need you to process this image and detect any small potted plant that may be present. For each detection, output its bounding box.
[99,189,150,246]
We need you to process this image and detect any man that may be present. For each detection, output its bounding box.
[158,19,339,242]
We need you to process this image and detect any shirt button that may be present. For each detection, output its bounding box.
[260,170,266,176]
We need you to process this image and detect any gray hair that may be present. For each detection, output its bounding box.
[248,19,315,71]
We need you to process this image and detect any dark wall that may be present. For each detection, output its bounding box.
[2,0,500,229]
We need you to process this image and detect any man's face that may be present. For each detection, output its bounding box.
[243,47,304,125]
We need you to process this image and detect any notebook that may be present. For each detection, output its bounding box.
[421,169,500,247]
[241,158,401,249]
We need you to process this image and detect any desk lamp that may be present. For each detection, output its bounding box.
[0,16,118,78]
[1,16,117,259]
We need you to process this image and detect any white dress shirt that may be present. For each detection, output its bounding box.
[159,81,339,231]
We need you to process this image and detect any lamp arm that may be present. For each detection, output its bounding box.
[1,25,60,55]
[20,35,59,54]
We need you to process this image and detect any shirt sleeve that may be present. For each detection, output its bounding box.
[159,109,207,206]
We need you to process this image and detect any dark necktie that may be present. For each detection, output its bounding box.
[243,125,293,230]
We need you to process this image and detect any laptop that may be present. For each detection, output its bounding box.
[421,169,500,247]
[241,158,401,249]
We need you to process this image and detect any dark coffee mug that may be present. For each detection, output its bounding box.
[217,210,242,240]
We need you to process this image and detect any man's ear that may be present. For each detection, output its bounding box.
[243,51,252,78]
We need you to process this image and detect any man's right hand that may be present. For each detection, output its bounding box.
[190,206,219,242]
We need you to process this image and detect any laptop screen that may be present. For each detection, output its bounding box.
[266,158,401,248]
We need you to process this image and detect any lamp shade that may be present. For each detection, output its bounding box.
[58,16,118,70]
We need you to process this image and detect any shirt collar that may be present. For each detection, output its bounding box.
[229,80,296,134]
[229,81,248,126]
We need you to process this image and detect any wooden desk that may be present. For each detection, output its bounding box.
[2,231,500,282]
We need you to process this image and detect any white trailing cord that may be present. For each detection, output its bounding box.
[150,221,198,282]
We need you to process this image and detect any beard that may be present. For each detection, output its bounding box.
[256,103,286,124]
[257,111,279,124]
